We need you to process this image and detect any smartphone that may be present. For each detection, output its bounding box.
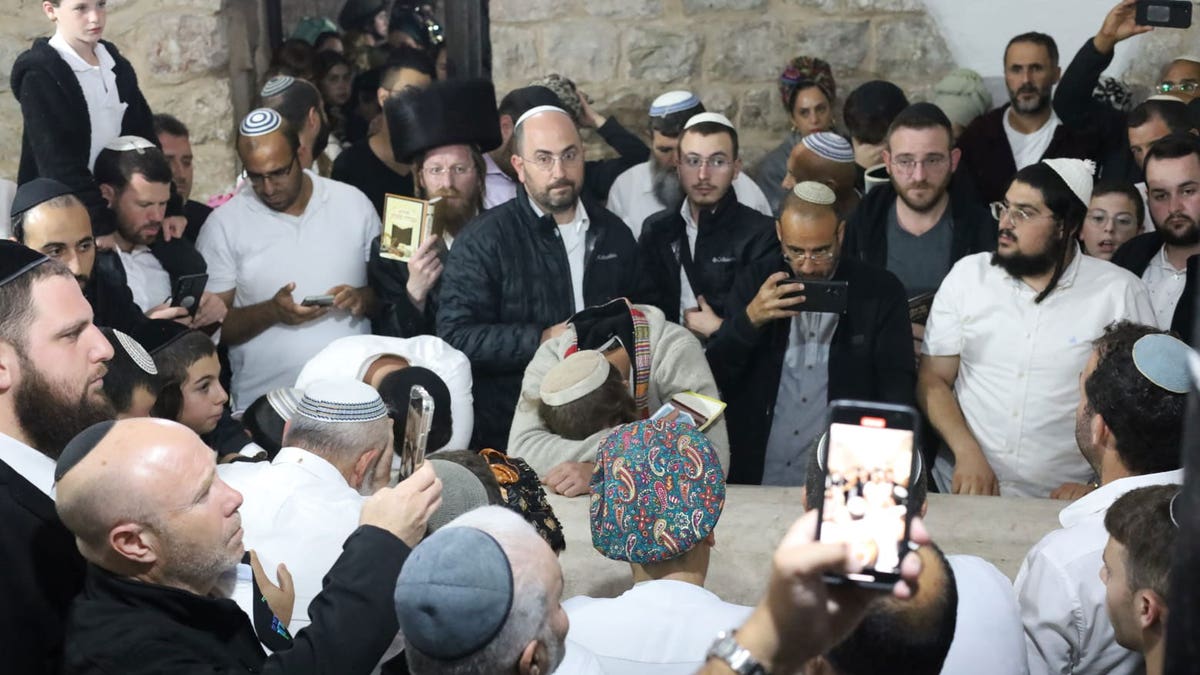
[781,278,849,314]
[399,384,434,480]
[170,273,208,317]
[300,295,335,307]
[1136,0,1192,27]
[816,400,920,589]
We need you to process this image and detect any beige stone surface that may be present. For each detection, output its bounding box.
[552,487,1063,605]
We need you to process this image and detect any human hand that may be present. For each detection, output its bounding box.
[146,303,191,322]
[541,321,568,344]
[684,296,724,338]
[1050,482,1097,501]
[1095,0,1153,53]
[911,322,925,362]
[161,216,188,242]
[359,460,443,548]
[951,448,1000,496]
[576,89,606,129]
[405,236,444,308]
[271,282,328,326]
[327,284,374,318]
[781,172,798,191]
[94,234,116,252]
[249,550,295,628]
[746,271,805,328]
[541,461,595,497]
[189,291,228,328]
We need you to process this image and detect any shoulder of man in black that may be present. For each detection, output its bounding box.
[638,206,683,243]
[1111,230,1165,275]
[955,105,1008,152]
[10,38,69,96]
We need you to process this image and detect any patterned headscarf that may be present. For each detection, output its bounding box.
[589,419,726,564]
[1092,76,1135,113]
[779,56,836,112]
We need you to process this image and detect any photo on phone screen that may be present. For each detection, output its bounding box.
[400,384,434,480]
[817,401,918,586]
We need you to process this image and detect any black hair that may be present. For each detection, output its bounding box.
[152,113,190,139]
[315,50,353,83]
[260,77,323,132]
[1091,179,1146,230]
[1085,321,1185,475]
[497,85,560,121]
[1105,485,1180,600]
[242,393,288,459]
[269,38,317,82]
[1144,132,1200,171]
[1005,31,1059,66]
[92,145,174,193]
[11,193,84,244]
[680,121,740,159]
[843,82,909,145]
[826,544,958,675]
[0,258,73,351]
[149,331,218,423]
[98,328,160,415]
[650,103,706,139]
[352,67,383,105]
[537,364,639,441]
[888,102,954,148]
[380,46,436,89]
[1127,99,1193,132]
[314,31,343,52]
[1008,162,1089,303]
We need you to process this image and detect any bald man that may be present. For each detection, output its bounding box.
[436,106,637,450]
[706,183,914,485]
[56,417,442,674]
[198,110,381,413]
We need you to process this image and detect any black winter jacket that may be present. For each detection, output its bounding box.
[635,189,778,322]
[1052,39,1141,183]
[85,250,151,334]
[437,188,639,450]
[1111,231,1197,343]
[11,39,158,236]
[706,256,916,484]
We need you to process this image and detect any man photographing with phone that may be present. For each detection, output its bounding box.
[706,181,914,485]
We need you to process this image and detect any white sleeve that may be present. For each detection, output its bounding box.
[1013,546,1082,675]
[922,259,968,357]
[359,195,383,264]
[1121,276,1157,327]
[439,343,475,451]
[196,213,238,295]
[735,174,774,217]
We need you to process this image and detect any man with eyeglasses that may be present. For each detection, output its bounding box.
[1013,324,1185,675]
[844,103,995,298]
[198,109,381,413]
[918,158,1154,499]
[333,47,436,217]
[705,181,914,485]
[636,113,777,341]
[437,105,637,451]
[1111,133,1200,342]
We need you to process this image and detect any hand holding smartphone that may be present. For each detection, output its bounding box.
[300,295,335,307]
[1135,0,1192,28]
[170,273,209,318]
[397,385,434,483]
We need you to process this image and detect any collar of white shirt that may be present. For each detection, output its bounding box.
[272,446,353,489]
[1058,468,1184,528]
[528,194,589,235]
[49,32,114,74]
[1153,245,1186,273]
[0,431,56,499]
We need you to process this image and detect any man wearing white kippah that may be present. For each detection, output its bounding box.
[198,109,381,413]
[780,131,859,219]
[918,158,1154,498]
[607,91,771,239]
[636,113,777,341]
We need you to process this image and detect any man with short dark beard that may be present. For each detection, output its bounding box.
[1111,134,1200,342]
[957,32,1099,205]
[917,159,1154,498]
[0,241,116,673]
[369,79,500,338]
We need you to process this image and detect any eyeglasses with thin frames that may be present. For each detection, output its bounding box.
[422,165,476,178]
[523,149,582,172]
[782,248,836,264]
[680,154,732,171]
[990,201,1057,227]
[891,156,949,175]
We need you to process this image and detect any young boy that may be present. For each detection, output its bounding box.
[150,329,229,436]
[538,350,639,441]
[99,327,159,418]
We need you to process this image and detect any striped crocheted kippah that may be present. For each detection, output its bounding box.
[801,131,854,163]
[296,378,388,423]
[260,75,296,98]
[240,108,283,137]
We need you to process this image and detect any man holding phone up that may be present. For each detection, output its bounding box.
[706,182,914,485]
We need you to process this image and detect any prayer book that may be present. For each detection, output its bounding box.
[380,194,440,262]
[651,391,726,432]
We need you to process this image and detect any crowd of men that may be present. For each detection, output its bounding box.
[1,0,1198,673]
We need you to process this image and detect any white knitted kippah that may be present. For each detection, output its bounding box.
[112,330,157,375]
[801,131,854,163]
[296,378,388,423]
[103,136,156,153]
[649,90,701,117]
[540,350,610,407]
[514,105,570,129]
[1041,158,1096,207]
[260,75,296,98]
[792,181,837,205]
[684,112,734,130]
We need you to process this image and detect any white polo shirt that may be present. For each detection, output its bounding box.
[116,245,171,312]
[922,249,1155,497]
[942,555,1029,675]
[294,334,475,451]
[607,161,773,240]
[49,32,125,171]
[198,171,380,412]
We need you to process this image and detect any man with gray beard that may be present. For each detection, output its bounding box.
[607,91,771,240]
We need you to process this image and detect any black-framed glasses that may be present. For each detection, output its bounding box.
[246,156,297,187]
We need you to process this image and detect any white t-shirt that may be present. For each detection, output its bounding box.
[607,161,772,240]
[942,555,1028,675]
[1002,108,1062,172]
[922,249,1155,497]
[197,171,380,412]
[49,33,125,171]
[116,245,171,312]
[529,196,589,312]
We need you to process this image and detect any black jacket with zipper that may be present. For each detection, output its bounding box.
[437,187,638,450]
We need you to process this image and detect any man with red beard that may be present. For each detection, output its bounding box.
[0,241,116,673]
[844,103,996,298]
[370,79,500,338]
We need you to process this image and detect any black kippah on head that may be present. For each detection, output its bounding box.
[0,240,50,288]
[56,420,118,482]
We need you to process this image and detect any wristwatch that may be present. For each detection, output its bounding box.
[706,630,768,674]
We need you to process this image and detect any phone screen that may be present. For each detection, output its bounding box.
[818,413,915,583]
[400,385,433,480]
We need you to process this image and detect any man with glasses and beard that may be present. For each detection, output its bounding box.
[437,105,637,450]
[1111,134,1200,342]
[370,79,499,338]
[918,158,1154,499]
[705,182,913,485]
[957,32,1099,205]
[0,241,116,673]
[198,109,380,414]
[607,91,771,239]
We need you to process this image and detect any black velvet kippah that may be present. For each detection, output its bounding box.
[0,240,49,288]
[55,420,118,482]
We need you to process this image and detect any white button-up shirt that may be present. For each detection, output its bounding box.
[1014,469,1183,675]
[942,555,1029,675]
[922,249,1155,497]
[563,579,753,674]
[0,432,55,499]
[116,245,171,313]
[218,446,366,634]
[529,196,590,312]
[49,32,125,171]
[1141,245,1188,329]
[606,161,772,240]
[294,334,475,451]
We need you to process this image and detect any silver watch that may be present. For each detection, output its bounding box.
[706,630,767,675]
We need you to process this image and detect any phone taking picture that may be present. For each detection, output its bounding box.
[781,278,849,314]
[1136,0,1192,28]
[816,400,920,589]
[399,384,434,481]
[300,295,335,307]
[170,273,208,318]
